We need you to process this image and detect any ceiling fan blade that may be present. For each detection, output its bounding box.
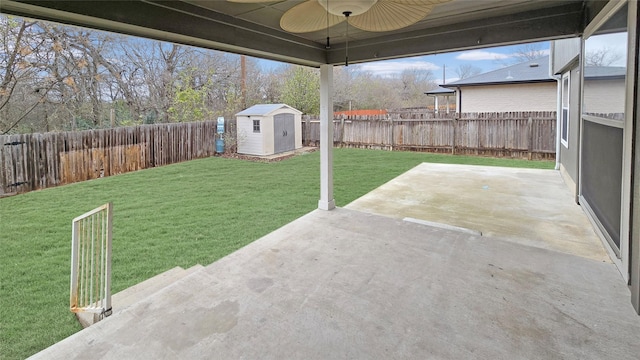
[227,0,276,3]
[350,0,445,32]
[280,0,344,33]
[389,0,451,4]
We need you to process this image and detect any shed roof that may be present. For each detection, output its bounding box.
[236,104,302,117]
[444,56,553,87]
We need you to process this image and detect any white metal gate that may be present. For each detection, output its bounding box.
[70,203,113,322]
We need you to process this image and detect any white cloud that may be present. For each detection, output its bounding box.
[456,50,510,61]
[357,60,440,77]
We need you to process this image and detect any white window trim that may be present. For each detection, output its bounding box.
[561,72,570,148]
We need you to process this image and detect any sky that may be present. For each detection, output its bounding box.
[257,41,551,84]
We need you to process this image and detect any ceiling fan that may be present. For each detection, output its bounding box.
[229,0,451,33]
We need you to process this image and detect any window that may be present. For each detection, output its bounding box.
[561,72,569,147]
[579,2,628,253]
[582,3,627,120]
[253,119,260,133]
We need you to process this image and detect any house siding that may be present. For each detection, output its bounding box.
[460,82,557,113]
[264,117,275,155]
[551,38,581,74]
[237,116,267,155]
[583,79,626,115]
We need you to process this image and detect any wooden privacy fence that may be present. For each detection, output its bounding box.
[302,111,557,159]
[0,121,220,195]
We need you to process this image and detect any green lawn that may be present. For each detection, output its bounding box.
[0,148,553,359]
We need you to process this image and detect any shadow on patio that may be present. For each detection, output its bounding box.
[32,164,640,359]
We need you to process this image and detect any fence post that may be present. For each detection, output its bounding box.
[451,117,457,155]
[305,117,310,146]
[390,116,394,151]
[340,116,345,147]
[527,117,533,160]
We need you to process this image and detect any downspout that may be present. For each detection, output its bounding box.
[550,43,561,170]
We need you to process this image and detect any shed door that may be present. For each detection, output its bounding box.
[274,114,295,154]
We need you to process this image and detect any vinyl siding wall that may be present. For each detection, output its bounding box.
[460,82,557,113]
[237,116,268,155]
[583,79,626,115]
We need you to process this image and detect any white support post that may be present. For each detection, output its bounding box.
[319,64,335,210]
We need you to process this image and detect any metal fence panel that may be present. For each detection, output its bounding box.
[70,203,113,323]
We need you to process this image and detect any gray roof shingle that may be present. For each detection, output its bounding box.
[444,56,553,87]
[584,66,626,79]
[424,87,456,95]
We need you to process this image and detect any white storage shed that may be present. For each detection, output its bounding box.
[236,104,303,156]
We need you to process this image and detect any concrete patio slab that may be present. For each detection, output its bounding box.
[346,163,610,263]
[31,208,640,359]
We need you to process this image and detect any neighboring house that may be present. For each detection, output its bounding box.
[442,56,556,113]
[424,87,456,113]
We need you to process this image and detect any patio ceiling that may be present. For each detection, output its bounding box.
[1,0,607,67]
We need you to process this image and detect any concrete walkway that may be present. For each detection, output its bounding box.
[32,208,640,359]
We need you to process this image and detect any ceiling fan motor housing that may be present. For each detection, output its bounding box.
[318,0,378,17]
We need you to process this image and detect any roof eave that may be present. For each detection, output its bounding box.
[442,79,556,88]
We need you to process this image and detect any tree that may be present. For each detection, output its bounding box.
[279,65,319,115]
[39,23,118,127]
[396,68,437,108]
[260,67,285,104]
[121,41,195,123]
[585,47,623,67]
[353,74,401,109]
[455,64,482,80]
[494,42,548,68]
[332,66,356,111]
[168,67,214,122]
[0,18,56,133]
[511,43,547,63]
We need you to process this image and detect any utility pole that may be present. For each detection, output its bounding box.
[443,64,446,84]
[240,55,247,109]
